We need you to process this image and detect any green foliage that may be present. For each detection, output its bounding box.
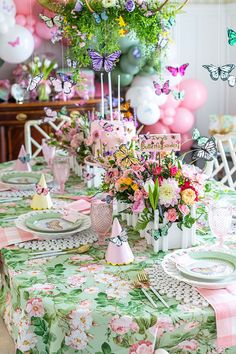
[136,208,153,231]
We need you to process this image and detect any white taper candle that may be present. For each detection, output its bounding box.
[100,73,104,118]
[118,75,121,121]
[108,72,113,121]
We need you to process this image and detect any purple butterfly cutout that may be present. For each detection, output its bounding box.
[74,0,83,12]
[88,50,121,72]
[153,80,171,96]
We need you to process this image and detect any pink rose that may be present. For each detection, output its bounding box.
[170,166,178,176]
[129,340,153,354]
[152,166,162,176]
[109,315,138,335]
[71,134,82,149]
[26,298,44,318]
[132,198,145,214]
[177,339,199,351]
[178,204,190,216]
[166,208,178,222]
[134,189,143,202]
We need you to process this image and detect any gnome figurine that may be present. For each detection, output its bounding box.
[31,174,53,210]
[105,218,134,265]
[14,145,31,172]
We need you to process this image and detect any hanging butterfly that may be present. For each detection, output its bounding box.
[50,73,76,95]
[153,80,171,96]
[173,90,185,101]
[227,28,236,46]
[99,121,114,132]
[160,16,176,31]
[157,35,168,49]
[51,29,63,44]
[228,75,236,87]
[192,128,209,146]
[109,230,128,247]
[35,184,51,196]
[93,11,108,24]
[27,74,43,91]
[39,14,64,28]
[58,106,68,117]
[66,58,78,69]
[166,63,189,77]
[19,154,31,164]
[114,144,139,168]
[192,137,217,162]
[43,107,57,123]
[202,64,235,81]
[88,49,121,72]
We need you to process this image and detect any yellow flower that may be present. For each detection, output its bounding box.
[116,16,126,27]
[122,177,133,186]
[181,188,196,205]
[131,183,139,191]
[118,29,128,37]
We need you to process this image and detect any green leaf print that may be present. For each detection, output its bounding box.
[101,342,112,354]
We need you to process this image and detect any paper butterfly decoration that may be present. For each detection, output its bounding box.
[57,106,68,117]
[43,107,57,123]
[173,90,185,101]
[83,171,95,181]
[74,0,83,12]
[19,154,31,164]
[202,64,235,81]
[35,184,51,196]
[93,11,108,24]
[39,14,64,28]
[192,129,217,161]
[121,101,133,120]
[109,230,128,247]
[166,63,189,77]
[114,144,139,168]
[27,74,43,91]
[50,73,76,95]
[153,80,171,96]
[88,50,121,72]
[8,36,20,47]
[67,58,78,69]
[228,75,236,87]
[51,29,63,44]
[228,28,236,46]
[99,121,113,132]
[157,35,168,49]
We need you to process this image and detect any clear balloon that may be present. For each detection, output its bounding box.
[179,79,208,110]
[143,121,171,134]
[170,107,195,134]
[0,24,34,63]
[137,103,160,125]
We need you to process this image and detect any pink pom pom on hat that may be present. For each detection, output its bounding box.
[105,218,134,266]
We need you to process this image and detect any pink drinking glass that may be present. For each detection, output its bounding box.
[53,156,70,194]
[208,205,233,248]
[90,200,113,245]
[42,140,56,168]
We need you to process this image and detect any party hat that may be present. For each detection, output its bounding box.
[105,218,134,265]
[31,174,53,210]
[14,145,31,172]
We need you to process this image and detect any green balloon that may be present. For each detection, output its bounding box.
[120,56,140,75]
[127,45,142,65]
[111,68,133,87]
[119,37,139,54]
[139,66,157,76]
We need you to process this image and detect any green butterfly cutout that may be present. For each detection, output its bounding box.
[173,90,185,101]
[58,106,68,117]
[228,28,236,46]
[192,128,208,146]
[152,224,170,240]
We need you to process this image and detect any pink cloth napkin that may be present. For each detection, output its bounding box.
[0,227,38,249]
[198,284,236,348]
[65,199,91,215]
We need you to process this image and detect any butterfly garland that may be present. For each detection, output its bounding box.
[153,80,171,96]
[50,73,76,95]
[27,74,43,92]
[202,64,235,81]
[192,128,217,162]
[19,154,31,164]
[43,107,58,123]
[109,230,128,247]
[114,144,139,168]
[39,14,64,28]
[88,50,121,72]
[35,184,51,196]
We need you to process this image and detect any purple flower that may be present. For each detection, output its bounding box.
[125,0,135,12]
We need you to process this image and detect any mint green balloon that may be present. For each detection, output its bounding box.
[120,56,140,75]
[119,37,139,53]
[127,45,142,65]
[111,68,133,87]
[139,66,157,76]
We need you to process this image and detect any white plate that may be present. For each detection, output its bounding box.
[162,248,236,289]
[0,171,53,191]
[15,210,91,240]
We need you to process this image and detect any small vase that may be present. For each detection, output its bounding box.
[38,82,51,101]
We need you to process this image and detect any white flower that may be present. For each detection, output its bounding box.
[144,179,155,194]
[17,331,37,352]
[44,59,51,67]
[65,329,88,350]
[102,0,117,8]
[68,309,92,330]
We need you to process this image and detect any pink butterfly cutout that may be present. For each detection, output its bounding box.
[166,63,189,77]
[153,80,171,96]
[8,36,20,47]
[36,185,50,196]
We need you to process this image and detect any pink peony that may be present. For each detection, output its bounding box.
[170,166,178,176]
[129,340,153,354]
[134,189,143,202]
[26,298,44,318]
[178,204,190,216]
[166,208,178,222]
[177,339,199,351]
[132,198,145,214]
[152,166,162,176]
[109,315,139,335]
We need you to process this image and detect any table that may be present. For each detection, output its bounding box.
[0,162,236,354]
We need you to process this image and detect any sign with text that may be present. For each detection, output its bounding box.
[139,134,181,152]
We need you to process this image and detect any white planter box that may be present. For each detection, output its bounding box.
[69,156,83,177]
[84,158,105,188]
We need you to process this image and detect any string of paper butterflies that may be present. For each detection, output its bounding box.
[202,28,236,88]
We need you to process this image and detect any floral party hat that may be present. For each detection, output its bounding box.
[14,145,31,172]
[105,218,134,265]
[31,174,53,210]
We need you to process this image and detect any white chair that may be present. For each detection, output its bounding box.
[24,115,71,158]
[205,133,236,189]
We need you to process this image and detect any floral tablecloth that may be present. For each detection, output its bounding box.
[1,161,236,354]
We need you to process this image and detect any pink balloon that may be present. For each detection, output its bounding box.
[180,79,207,111]
[181,132,193,151]
[26,15,36,26]
[160,93,181,110]
[164,107,175,117]
[162,116,174,126]
[170,107,195,134]
[33,34,42,49]
[25,24,35,33]
[15,14,27,26]
[35,21,53,40]
[14,0,37,15]
[143,122,171,134]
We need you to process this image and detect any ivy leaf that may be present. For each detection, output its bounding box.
[101,342,112,354]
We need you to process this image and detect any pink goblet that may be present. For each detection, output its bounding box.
[90,200,113,245]
[53,156,70,194]
[208,204,233,248]
[42,140,56,168]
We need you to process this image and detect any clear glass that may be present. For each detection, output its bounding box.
[90,200,113,245]
[53,156,70,193]
[208,205,233,248]
[42,140,56,168]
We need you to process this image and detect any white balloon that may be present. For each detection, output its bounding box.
[153,93,168,106]
[0,0,16,17]
[137,103,160,125]
[155,349,169,354]
[0,25,34,64]
[126,86,155,107]
[165,42,177,61]
[0,14,15,34]
[132,75,154,88]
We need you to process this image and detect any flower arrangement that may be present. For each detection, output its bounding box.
[101,151,208,235]
[49,110,92,164]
